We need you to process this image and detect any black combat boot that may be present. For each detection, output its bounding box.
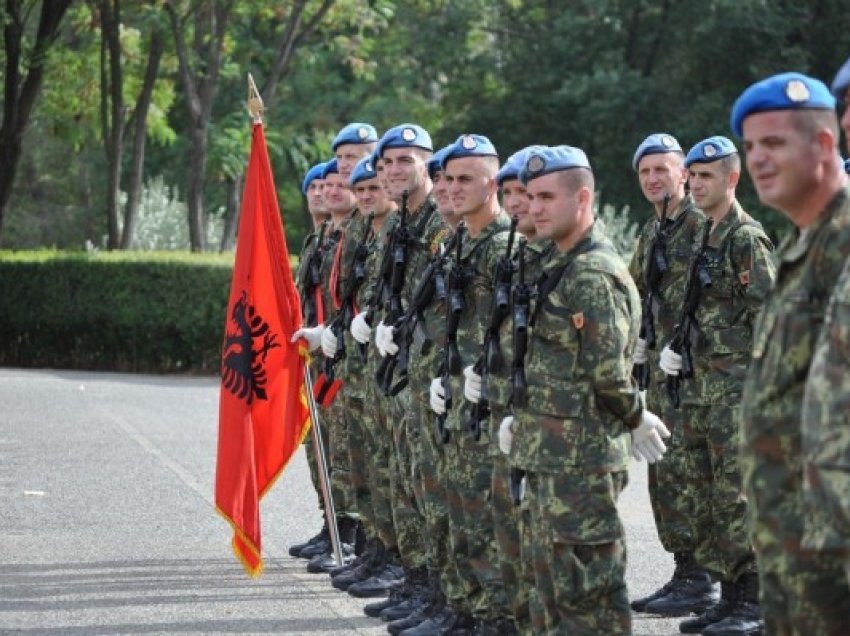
[644,552,719,616]
[702,572,764,636]
[399,604,462,636]
[680,580,736,633]
[289,520,328,558]
[305,516,357,573]
[383,567,430,630]
[347,547,405,598]
[331,538,383,589]
[364,580,412,618]
[631,551,684,611]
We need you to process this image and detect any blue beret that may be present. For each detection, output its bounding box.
[497,145,545,186]
[519,145,591,185]
[832,57,850,100]
[349,156,378,186]
[440,134,499,169]
[845,158,850,174]
[332,122,378,152]
[685,136,738,168]
[320,158,339,179]
[632,133,682,171]
[301,162,327,194]
[428,144,453,178]
[730,72,835,137]
[378,123,433,157]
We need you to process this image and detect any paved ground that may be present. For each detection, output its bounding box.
[0,368,684,634]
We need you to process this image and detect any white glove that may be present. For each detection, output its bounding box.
[659,344,683,376]
[291,324,325,351]
[321,327,338,358]
[429,377,446,415]
[631,410,671,464]
[381,322,399,356]
[463,365,482,403]
[633,337,648,364]
[350,312,372,344]
[499,416,514,455]
[375,321,388,357]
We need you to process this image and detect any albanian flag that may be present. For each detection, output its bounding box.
[215,121,310,576]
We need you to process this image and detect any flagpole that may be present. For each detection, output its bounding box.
[246,73,342,567]
[302,364,343,566]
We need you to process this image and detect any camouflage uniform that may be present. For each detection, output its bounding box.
[487,238,553,635]
[441,214,512,621]
[510,220,641,635]
[803,251,850,587]
[629,197,705,554]
[740,186,850,634]
[674,202,774,582]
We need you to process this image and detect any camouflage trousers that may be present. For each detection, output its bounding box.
[648,384,697,553]
[389,388,427,568]
[343,390,375,537]
[324,394,357,520]
[443,428,510,620]
[492,452,533,634]
[684,402,755,581]
[525,469,631,636]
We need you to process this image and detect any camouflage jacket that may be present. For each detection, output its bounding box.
[629,197,705,398]
[741,186,850,550]
[682,201,776,404]
[511,220,642,474]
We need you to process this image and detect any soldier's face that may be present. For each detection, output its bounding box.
[527,172,580,245]
[501,179,533,234]
[432,171,454,215]
[307,179,324,215]
[323,172,356,215]
[354,177,392,217]
[742,110,821,219]
[335,143,373,180]
[688,161,733,213]
[637,153,688,206]
[382,147,429,201]
[445,157,496,217]
[841,88,850,156]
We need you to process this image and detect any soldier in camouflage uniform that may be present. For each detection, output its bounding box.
[500,144,670,635]
[627,133,716,616]
[655,136,775,635]
[732,71,850,635]
[425,134,515,634]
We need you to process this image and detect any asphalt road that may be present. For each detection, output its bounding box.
[0,368,685,635]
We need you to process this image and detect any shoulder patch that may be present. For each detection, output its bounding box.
[571,312,585,330]
[739,270,750,285]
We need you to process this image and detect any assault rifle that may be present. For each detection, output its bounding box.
[633,193,671,390]
[466,216,518,441]
[666,217,714,409]
[299,219,329,327]
[511,238,531,409]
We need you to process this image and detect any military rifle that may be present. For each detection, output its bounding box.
[299,219,329,327]
[511,238,531,409]
[666,217,714,409]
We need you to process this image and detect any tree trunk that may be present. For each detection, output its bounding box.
[121,25,164,249]
[187,124,209,251]
[0,0,73,244]
[219,171,242,252]
[99,0,125,250]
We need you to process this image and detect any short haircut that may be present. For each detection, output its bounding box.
[719,153,742,174]
[558,167,595,194]
[791,109,840,143]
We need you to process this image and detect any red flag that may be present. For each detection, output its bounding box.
[215,122,310,577]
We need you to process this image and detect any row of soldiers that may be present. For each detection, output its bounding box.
[285,62,850,636]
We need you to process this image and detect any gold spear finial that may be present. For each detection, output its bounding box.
[247,73,264,124]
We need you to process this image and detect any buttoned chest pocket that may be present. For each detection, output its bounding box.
[699,250,740,330]
[657,245,691,297]
[527,299,580,415]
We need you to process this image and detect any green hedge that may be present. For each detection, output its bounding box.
[0,250,237,373]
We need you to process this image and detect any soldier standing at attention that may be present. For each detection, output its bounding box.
[500,145,670,635]
[628,134,715,616]
[732,71,850,635]
[657,135,775,635]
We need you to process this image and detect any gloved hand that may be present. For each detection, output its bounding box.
[350,312,372,344]
[381,322,399,356]
[633,337,648,365]
[631,410,671,464]
[291,324,325,351]
[321,327,338,358]
[429,377,446,415]
[463,365,482,403]
[499,416,514,455]
[375,321,388,357]
[659,344,683,376]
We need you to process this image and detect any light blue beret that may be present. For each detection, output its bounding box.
[301,162,327,194]
[497,145,546,186]
[428,144,453,178]
[519,145,591,185]
[685,136,738,168]
[730,72,835,137]
[349,156,378,186]
[832,57,850,99]
[440,134,499,169]
[320,158,339,179]
[332,123,378,152]
[378,123,433,157]
[632,133,682,171]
